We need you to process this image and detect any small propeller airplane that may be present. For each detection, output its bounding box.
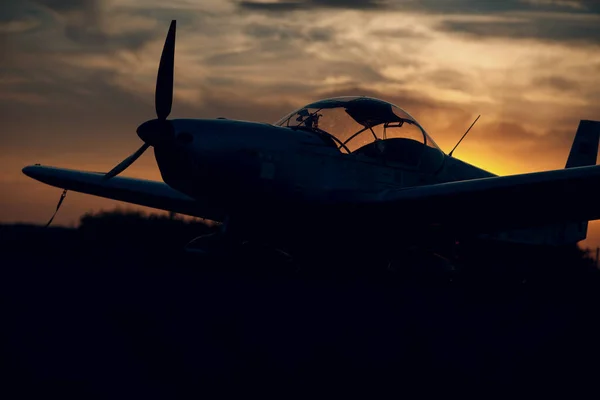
[22,20,600,260]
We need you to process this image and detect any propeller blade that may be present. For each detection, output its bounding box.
[155,19,176,120]
[103,143,150,180]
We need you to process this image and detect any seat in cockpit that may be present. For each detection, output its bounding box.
[353,138,425,166]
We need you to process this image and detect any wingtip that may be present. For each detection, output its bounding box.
[22,164,39,178]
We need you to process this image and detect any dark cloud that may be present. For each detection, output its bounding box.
[398,0,530,14]
[438,16,600,44]
[395,0,600,15]
[309,0,389,8]
[533,76,581,92]
[33,0,106,45]
[237,1,305,12]
[34,0,98,12]
[235,0,600,44]
[243,22,334,43]
[0,2,40,24]
[237,0,389,12]
[369,27,431,39]
[129,7,206,27]
[306,27,333,42]
[3,0,162,51]
[412,1,600,45]
[238,0,600,14]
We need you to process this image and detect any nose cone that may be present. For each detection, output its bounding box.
[137,119,175,146]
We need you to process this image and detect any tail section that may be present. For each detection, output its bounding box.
[481,120,599,245]
[561,120,600,243]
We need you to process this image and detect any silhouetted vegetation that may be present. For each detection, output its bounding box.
[78,209,216,253]
[2,209,600,397]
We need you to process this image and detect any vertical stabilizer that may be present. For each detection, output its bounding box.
[565,120,600,168]
[562,120,600,243]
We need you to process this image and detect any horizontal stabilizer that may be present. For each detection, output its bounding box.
[554,119,600,243]
[346,165,600,235]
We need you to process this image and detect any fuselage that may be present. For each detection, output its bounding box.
[153,118,497,248]
[157,119,445,202]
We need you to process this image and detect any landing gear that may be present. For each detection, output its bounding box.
[184,215,242,256]
[184,232,230,255]
[184,216,296,271]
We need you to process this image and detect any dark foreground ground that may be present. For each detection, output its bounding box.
[2,212,600,398]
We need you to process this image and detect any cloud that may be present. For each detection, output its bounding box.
[0,17,40,33]
[523,0,582,9]
[235,0,600,45]
[437,12,600,44]
[34,0,98,12]
[237,0,600,14]
[424,69,473,91]
[2,1,598,142]
[1,0,170,51]
[397,0,600,14]
[237,0,389,12]
[369,26,432,39]
[521,0,598,11]
[33,0,109,46]
[243,22,334,42]
[533,76,581,92]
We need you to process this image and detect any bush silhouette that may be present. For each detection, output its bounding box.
[77,209,216,253]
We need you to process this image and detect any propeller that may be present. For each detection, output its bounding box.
[103,143,150,180]
[156,19,176,120]
[102,19,177,181]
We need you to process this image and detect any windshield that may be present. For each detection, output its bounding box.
[274,96,440,154]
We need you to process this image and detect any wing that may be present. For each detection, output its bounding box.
[22,165,225,222]
[345,165,600,234]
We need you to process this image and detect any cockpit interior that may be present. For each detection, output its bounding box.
[275,96,445,170]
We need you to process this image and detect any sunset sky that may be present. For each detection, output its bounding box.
[1,0,599,248]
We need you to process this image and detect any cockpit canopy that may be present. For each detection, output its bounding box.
[274,96,444,169]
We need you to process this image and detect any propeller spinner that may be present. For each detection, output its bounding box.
[103,20,177,181]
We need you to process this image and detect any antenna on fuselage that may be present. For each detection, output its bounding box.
[448,115,480,157]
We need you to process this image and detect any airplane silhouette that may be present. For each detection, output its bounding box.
[22,20,600,258]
